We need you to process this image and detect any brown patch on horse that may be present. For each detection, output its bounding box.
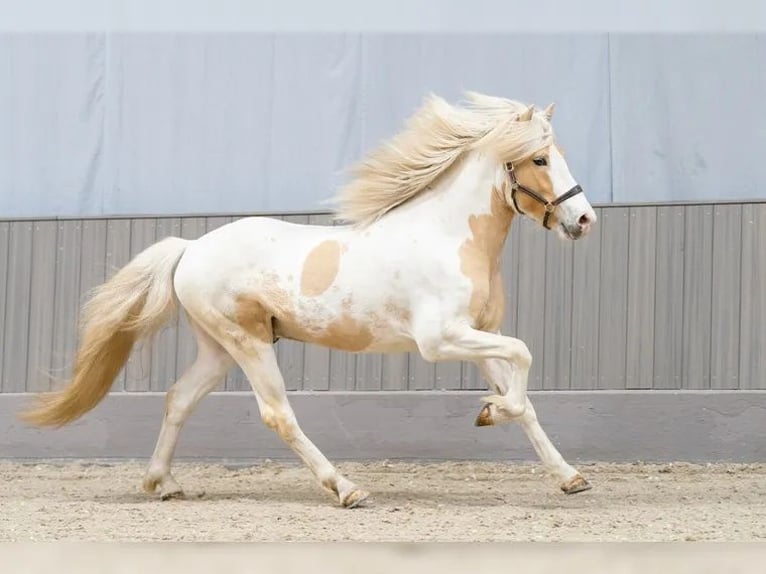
[234,296,275,343]
[237,288,374,352]
[315,312,375,352]
[459,185,513,328]
[475,271,505,332]
[300,240,342,297]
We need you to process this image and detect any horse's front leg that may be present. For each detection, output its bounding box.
[414,323,589,494]
[476,357,591,494]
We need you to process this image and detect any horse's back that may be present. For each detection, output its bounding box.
[188,215,343,260]
[173,215,344,301]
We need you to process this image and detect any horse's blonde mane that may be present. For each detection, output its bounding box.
[331,91,554,226]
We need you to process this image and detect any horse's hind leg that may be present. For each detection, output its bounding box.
[143,319,234,499]
[221,328,368,508]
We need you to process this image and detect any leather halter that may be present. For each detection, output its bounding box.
[504,161,583,230]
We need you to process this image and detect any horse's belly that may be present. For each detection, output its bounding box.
[274,313,416,354]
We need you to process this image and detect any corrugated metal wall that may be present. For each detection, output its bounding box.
[1,202,763,393]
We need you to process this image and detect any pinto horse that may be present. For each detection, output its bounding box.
[23,92,597,507]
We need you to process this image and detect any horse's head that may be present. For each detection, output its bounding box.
[494,103,597,240]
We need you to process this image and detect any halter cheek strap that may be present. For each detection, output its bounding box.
[504,161,583,230]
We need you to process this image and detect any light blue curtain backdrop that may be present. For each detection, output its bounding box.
[1,32,764,216]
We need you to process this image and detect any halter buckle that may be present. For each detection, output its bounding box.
[504,163,517,186]
[507,167,522,197]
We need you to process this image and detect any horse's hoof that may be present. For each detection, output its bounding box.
[160,488,186,501]
[341,489,370,509]
[475,404,494,427]
[560,475,592,495]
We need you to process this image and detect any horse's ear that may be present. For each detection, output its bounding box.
[518,105,535,121]
[543,103,555,120]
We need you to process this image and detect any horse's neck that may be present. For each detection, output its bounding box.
[388,152,513,246]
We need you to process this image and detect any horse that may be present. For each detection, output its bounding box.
[22,92,597,508]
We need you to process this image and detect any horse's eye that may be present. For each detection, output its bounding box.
[533,157,547,166]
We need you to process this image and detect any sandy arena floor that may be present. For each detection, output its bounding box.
[1,460,765,542]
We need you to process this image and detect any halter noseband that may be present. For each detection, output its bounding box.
[504,161,583,230]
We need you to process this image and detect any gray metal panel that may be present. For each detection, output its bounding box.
[739,204,766,390]
[0,222,8,390]
[653,206,685,389]
[597,208,629,389]
[382,353,409,391]
[681,205,713,390]
[434,358,461,391]
[205,216,232,233]
[710,205,742,390]
[356,352,383,391]
[0,203,762,394]
[79,219,107,297]
[625,207,657,389]
[25,221,58,391]
[542,231,573,389]
[460,362,482,392]
[408,355,434,391]
[1,222,33,392]
[329,349,356,391]
[569,208,602,390]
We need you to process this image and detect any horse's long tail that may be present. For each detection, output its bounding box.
[20,236,190,427]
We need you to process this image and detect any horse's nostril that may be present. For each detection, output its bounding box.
[578,213,592,227]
